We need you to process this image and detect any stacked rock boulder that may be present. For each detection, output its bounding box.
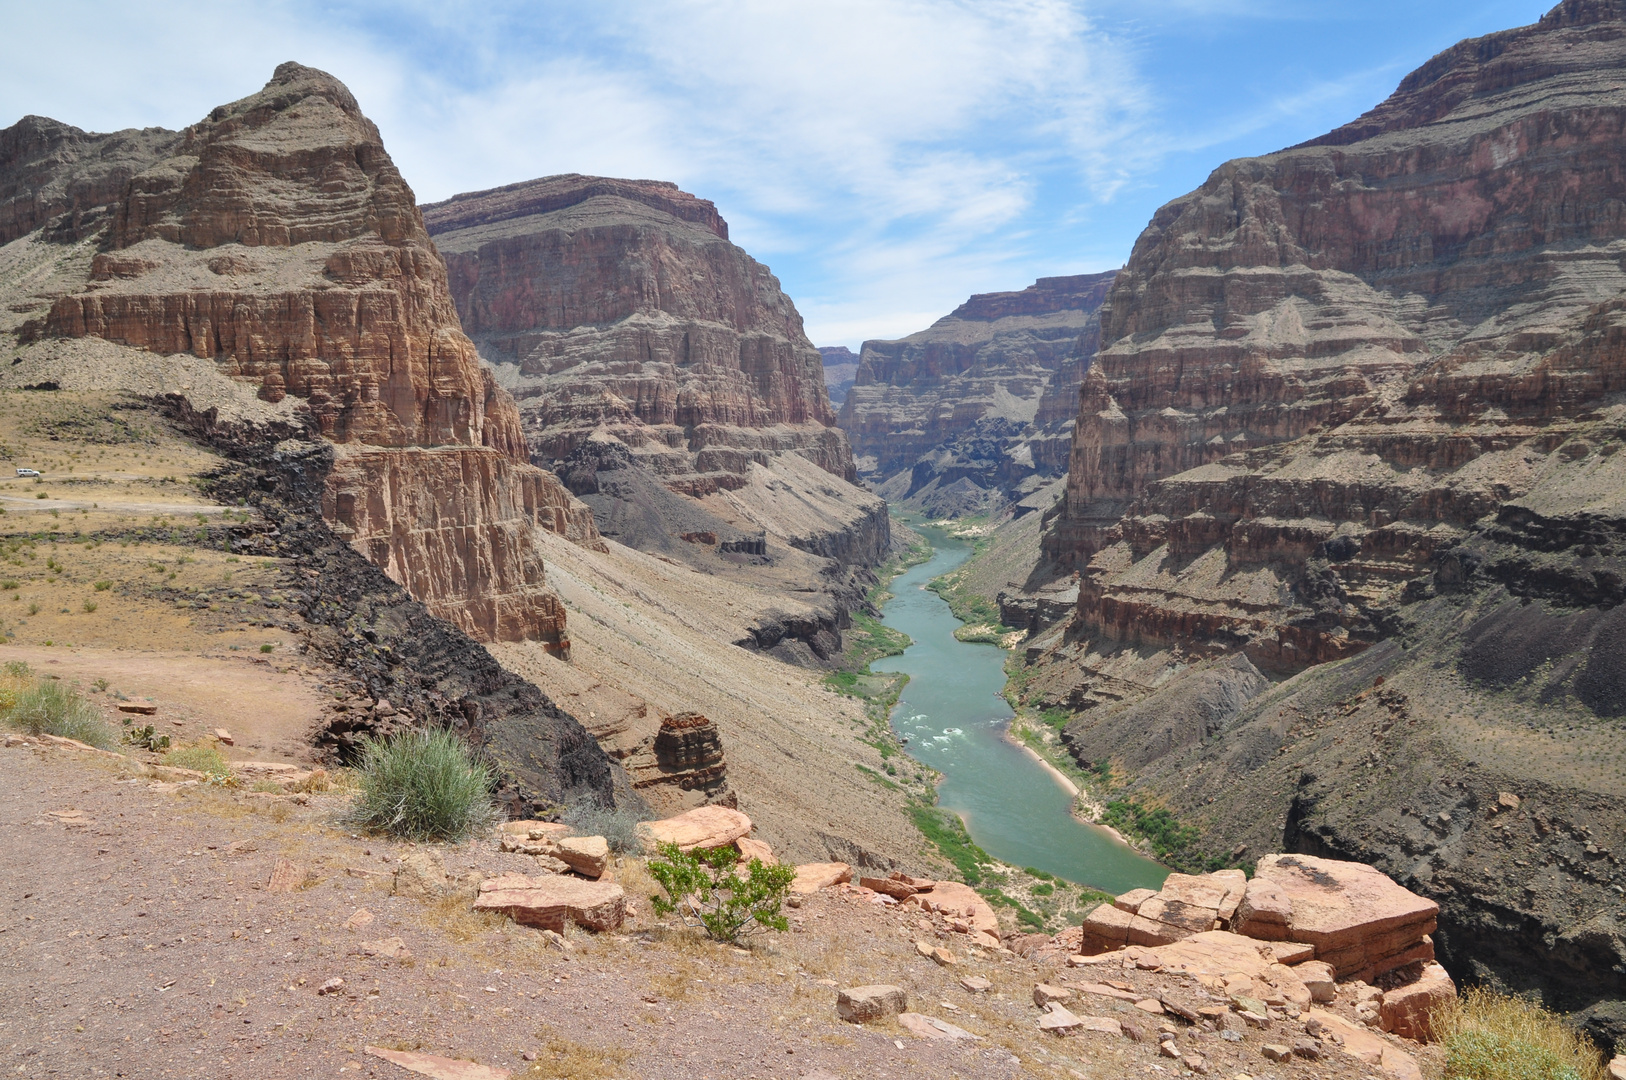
[1079,855,1436,982]
[1071,853,1451,1049]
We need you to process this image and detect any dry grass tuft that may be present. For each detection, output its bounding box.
[1436,987,1605,1080]
[525,1028,631,1080]
[420,895,506,945]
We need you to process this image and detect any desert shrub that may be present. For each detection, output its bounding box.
[121,721,170,752]
[1438,987,1604,1080]
[1,677,114,747]
[163,741,232,779]
[344,727,495,841]
[647,841,796,944]
[563,799,647,854]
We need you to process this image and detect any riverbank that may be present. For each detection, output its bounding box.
[871,523,1166,899]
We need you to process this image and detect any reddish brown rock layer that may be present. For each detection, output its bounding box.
[323,446,599,649]
[21,63,592,643]
[422,174,853,487]
[1044,0,1626,669]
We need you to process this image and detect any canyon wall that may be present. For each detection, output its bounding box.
[423,176,852,486]
[0,63,627,810]
[423,176,890,662]
[17,63,594,651]
[1032,0,1626,1042]
[839,272,1114,517]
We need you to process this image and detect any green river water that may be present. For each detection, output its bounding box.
[870,526,1169,895]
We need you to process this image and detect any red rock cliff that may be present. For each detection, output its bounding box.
[1044,0,1626,670]
[32,63,594,647]
[422,175,854,490]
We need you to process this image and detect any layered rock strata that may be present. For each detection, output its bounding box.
[1033,0,1626,1043]
[423,175,889,662]
[422,175,853,486]
[9,63,592,648]
[840,272,1114,515]
[1042,1,1626,671]
[820,345,859,407]
[0,116,179,246]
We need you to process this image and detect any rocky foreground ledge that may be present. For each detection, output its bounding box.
[4,736,1526,1080]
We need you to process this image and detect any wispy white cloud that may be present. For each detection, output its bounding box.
[0,0,1533,347]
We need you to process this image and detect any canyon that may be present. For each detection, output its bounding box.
[1018,0,1626,1045]
[422,175,892,667]
[838,272,1114,517]
[0,64,924,867]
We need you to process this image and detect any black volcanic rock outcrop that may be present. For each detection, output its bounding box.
[839,272,1114,516]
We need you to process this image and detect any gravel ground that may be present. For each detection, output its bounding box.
[0,744,1432,1080]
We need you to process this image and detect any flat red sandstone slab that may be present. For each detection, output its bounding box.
[366,1046,511,1080]
[641,806,752,852]
[473,872,625,932]
[789,862,852,893]
[1255,854,1437,958]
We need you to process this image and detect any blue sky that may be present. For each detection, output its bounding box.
[2,1,1555,347]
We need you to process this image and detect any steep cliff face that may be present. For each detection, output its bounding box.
[819,345,859,407]
[423,175,852,483]
[840,273,1114,516]
[0,117,179,246]
[1032,0,1626,1043]
[423,175,889,663]
[1044,0,1626,669]
[16,63,593,650]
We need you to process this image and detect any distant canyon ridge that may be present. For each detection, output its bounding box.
[834,272,1115,518]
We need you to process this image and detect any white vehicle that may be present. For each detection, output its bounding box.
[15,468,40,478]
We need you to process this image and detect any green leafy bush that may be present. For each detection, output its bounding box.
[344,727,495,841]
[1,677,114,747]
[1438,988,1603,1080]
[647,841,796,944]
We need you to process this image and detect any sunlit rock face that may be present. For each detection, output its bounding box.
[1044,0,1626,670]
[27,63,595,648]
[423,175,856,490]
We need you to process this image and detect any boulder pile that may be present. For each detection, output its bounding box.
[1080,854,1437,983]
[1067,853,1451,1054]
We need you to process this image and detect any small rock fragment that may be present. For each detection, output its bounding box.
[1134,998,1164,1014]
[1038,1003,1085,1034]
[317,978,344,995]
[1297,960,1336,1003]
[1262,1044,1292,1062]
[898,1012,980,1041]
[268,858,309,893]
[213,728,233,745]
[958,975,991,993]
[359,937,412,960]
[344,908,375,931]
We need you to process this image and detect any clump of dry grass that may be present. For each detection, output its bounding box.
[525,1027,630,1080]
[1436,987,1604,1080]
[163,740,234,779]
[421,895,506,945]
